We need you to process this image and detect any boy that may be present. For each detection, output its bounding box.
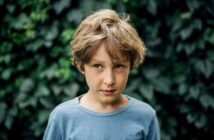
[43,9,160,140]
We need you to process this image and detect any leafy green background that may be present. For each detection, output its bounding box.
[1,0,214,139]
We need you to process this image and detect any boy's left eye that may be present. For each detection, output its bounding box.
[114,64,125,69]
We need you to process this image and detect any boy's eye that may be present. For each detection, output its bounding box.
[114,64,125,69]
[93,64,102,69]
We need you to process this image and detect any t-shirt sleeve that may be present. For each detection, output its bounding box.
[43,114,62,140]
[147,114,161,140]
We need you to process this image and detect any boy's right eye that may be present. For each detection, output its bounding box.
[93,64,102,69]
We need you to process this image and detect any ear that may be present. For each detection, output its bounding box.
[76,63,85,75]
[80,69,85,75]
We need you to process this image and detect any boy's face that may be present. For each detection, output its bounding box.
[83,44,130,105]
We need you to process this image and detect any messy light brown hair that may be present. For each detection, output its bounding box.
[70,9,146,71]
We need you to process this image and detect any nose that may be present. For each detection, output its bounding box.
[103,69,115,86]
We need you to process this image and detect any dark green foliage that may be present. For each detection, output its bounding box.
[122,0,214,139]
[1,0,213,139]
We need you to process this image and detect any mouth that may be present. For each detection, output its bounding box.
[100,89,116,96]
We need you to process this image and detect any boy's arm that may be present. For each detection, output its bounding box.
[147,114,161,140]
[43,115,62,140]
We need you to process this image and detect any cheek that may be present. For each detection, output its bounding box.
[116,72,129,86]
[85,73,94,83]
[85,71,102,86]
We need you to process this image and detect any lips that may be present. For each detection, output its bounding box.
[100,89,116,96]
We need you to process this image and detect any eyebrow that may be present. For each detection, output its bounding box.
[91,58,129,65]
[90,57,105,63]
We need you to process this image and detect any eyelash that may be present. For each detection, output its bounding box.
[92,64,125,69]
[93,64,103,69]
[114,64,125,69]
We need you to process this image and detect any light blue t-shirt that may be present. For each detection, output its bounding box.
[43,95,160,140]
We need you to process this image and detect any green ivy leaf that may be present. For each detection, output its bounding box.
[63,82,79,97]
[2,68,12,80]
[19,78,34,93]
[179,104,191,114]
[207,51,214,61]
[45,23,59,41]
[52,84,62,96]
[30,10,48,22]
[5,115,13,129]
[36,85,50,97]
[4,107,18,129]
[199,94,214,109]
[153,77,171,94]
[125,79,141,93]
[147,0,157,15]
[180,19,202,40]
[60,29,75,44]
[144,68,160,80]
[39,98,54,109]
[0,0,3,5]
[15,92,28,103]
[6,4,15,13]
[66,9,84,24]
[195,59,213,79]
[27,39,44,52]
[178,83,187,96]
[189,85,200,99]
[204,28,214,45]
[139,84,154,101]
[0,103,7,123]
[187,0,200,12]
[195,114,207,129]
[187,113,198,123]
[11,13,30,30]
[38,110,50,124]
[180,12,192,19]
[53,0,70,14]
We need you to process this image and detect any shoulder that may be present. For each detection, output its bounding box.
[49,97,79,121]
[127,95,156,119]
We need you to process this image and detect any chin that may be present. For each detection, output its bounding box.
[100,96,120,104]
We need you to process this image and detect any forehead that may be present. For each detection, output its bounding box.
[90,43,130,63]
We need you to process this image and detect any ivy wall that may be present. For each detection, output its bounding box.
[1,0,214,139]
